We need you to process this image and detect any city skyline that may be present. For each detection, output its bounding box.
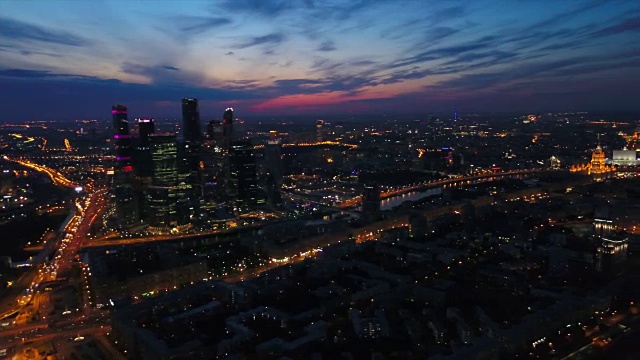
[1,0,640,121]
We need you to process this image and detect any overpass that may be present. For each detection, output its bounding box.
[24,223,265,252]
[3,156,78,189]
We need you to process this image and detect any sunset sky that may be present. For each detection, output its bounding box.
[1,0,639,120]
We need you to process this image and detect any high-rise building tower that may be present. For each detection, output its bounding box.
[264,131,284,207]
[207,120,222,141]
[150,134,178,187]
[181,98,202,181]
[138,118,155,148]
[182,98,201,144]
[135,118,155,178]
[361,183,381,223]
[223,108,234,151]
[454,108,458,120]
[316,120,325,142]
[204,120,223,173]
[265,131,284,187]
[230,140,263,212]
[146,133,179,227]
[202,120,225,204]
[180,98,202,216]
[590,135,607,173]
[112,105,133,180]
[111,105,138,226]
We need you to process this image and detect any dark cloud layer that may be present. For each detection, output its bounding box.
[0,17,88,46]
[317,40,336,52]
[177,16,233,35]
[232,33,285,49]
[0,73,264,120]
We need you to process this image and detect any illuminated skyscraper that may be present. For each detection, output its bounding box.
[146,133,178,227]
[570,134,615,174]
[112,105,133,180]
[181,98,202,183]
[135,118,155,178]
[454,108,458,120]
[316,119,326,142]
[111,105,138,226]
[590,141,607,173]
[204,120,223,172]
[138,118,155,147]
[265,131,284,187]
[180,98,202,219]
[113,185,138,226]
[150,134,178,187]
[264,131,284,207]
[202,120,225,205]
[181,98,201,144]
[223,108,234,151]
[230,140,263,212]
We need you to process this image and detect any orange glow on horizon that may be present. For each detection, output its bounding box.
[251,91,397,112]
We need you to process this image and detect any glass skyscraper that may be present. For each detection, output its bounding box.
[112,104,133,179]
[111,104,138,226]
[181,98,201,143]
[146,133,179,227]
[180,98,202,215]
[230,140,264,212]
[136,117,155,178]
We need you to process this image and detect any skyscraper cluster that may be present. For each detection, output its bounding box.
[111,100,265,230]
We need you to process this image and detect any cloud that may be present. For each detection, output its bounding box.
[0,69,62,78]
[227,79,262,90]
[177,16,233,35]
[430,50,640,94]
[121,63,196,84]
[0,68,97,80]
[533,0,611,29]
[0,71,265,120]
[592,17,640,37]
[441,50,518,67]
[329,0,393,21]
[311,58,344,73]
[434,72,506,90]
[216,0,294,17]
[389,38,495,69]
[432,6,466,22]
[379,68,434,85]
[225,51,235,55]
[317,40,336,52]
[0,17,88,46]
[0,44,62,58]
[350,60,377,67]
[425,26,461,41]
[232,33,285,49]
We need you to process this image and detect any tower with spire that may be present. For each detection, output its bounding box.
[571,134,615,174]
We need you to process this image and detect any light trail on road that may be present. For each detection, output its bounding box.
[3,156,78,189]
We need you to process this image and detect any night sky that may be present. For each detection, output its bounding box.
[1,0,639,120]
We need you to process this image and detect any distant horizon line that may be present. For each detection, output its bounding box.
[3,110,640,124]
